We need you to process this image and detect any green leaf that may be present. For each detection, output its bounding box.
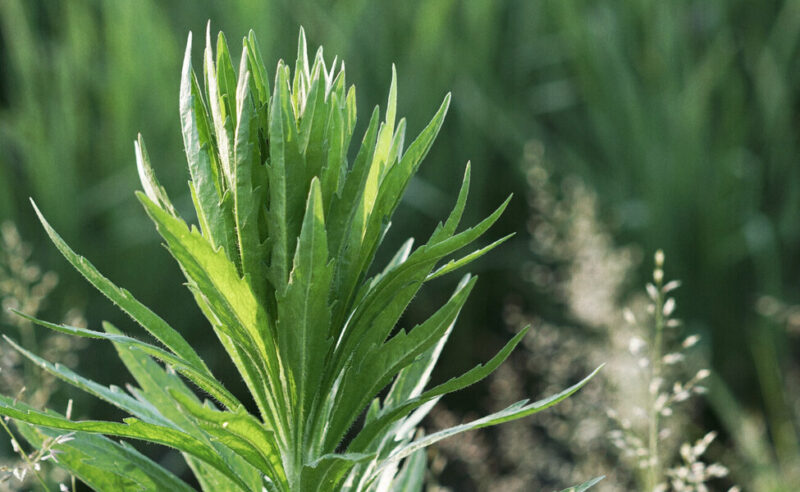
[292,27,311,110]
[15,424,195,492]
[138,193,284,426]
[215,31,238,123]
[276,179,333,444]
[181,32,237,261]
[244,30,270,107]
[204,23,234,189]
[0,395,251,491]
[326,105,381,282]
[560,476,606,492]
[30,201,208,375]
[299,452,374,491]
[298,64,326,160]
[425,232,514,281]
[233,71,269,298]
[379,366,603,467]
[319,90,346,210]
[388,447,427,492]
[335,94,451,326]
[329,193,511,391]
[382,275,474,411]
[362,66,399,217]
[170,389,286,486]
[103,323,262,492]
[434,163,472,241]
[12,311,240,411]
[4,335,171,427]
[349,326,530,452]
[135,133,178,217]
[323,276,476,451]
[266,62,298,291]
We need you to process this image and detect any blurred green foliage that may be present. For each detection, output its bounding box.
[1,0,800,488]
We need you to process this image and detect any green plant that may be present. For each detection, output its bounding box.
[0,27,598,491]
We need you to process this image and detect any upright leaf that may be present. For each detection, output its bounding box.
[276,179,333,451]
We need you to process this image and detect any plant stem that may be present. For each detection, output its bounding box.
[0,417,50,492]
[647,262,665,491]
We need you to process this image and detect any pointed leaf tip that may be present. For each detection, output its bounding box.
[184,31,193,61]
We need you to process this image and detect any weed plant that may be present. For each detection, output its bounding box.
[0,28,598,491]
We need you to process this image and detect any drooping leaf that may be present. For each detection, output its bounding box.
[0,395,251,491]
[103,322,262,492]
[11,311,240,411]
[15,423,195,492]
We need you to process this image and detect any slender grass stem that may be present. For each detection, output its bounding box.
[647,253,665,491]
[0,417,50,492]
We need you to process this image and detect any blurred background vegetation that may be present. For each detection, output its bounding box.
[1,0,799,490]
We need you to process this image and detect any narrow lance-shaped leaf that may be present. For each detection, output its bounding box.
[386,447,426,492]
[322,276,477,450]
[378,366,603,467]
[244,30,270,107]
[233,71,268,299]
[14,424,195,492]
[103,322,264,492]
[30,200,208,376]
[4,335,172,428]
[560,476,606,492]
[328,193,511,390]
[181,32,236,260]
[362,66,399,219]
[137,192,285,426]
[337,94,452,326]
[170,389,286,485]
[276,178,334,451]
[319,89,346,210]
[292,28,311,113]
[215,31,238,124]
[135,133,178,217]
[205,23,234,188]
[0,395,252,491]
[348,326,529,453]
[11,311,241,411]
[266,63,293,290]
[299,452,375,492]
